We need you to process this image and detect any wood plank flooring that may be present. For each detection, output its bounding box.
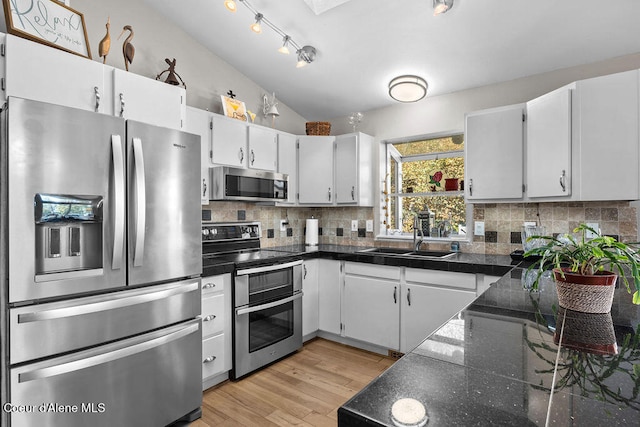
[190,338,396,426]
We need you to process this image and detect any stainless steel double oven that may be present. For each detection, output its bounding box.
[201,221,302,379]
[234,260,303,378]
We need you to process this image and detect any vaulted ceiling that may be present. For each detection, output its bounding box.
[145,0,640,120]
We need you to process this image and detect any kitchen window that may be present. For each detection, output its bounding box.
[382,133,470,240]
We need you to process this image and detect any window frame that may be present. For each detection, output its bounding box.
[379,132,472,243]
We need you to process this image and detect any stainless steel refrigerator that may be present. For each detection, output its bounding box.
[0,97,203,427]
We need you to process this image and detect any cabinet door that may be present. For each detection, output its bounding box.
[343,275,400,350]
[335,134,358,204]
[112,68,185,130]
[400,283,476,353]
[211,114,247,167]
[185,107,212,204]
[298,136,335,204]
[526,87,572,198]
[318,259,342,335]
[248,126,277,171]
[465,105,524,200]
[277,132,298,204]
[302,260,319,339]
[5,34,107,113]
[576,70,639,201]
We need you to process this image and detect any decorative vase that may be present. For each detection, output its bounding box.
[553,268,617,314]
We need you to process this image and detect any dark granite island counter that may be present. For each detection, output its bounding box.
[338,266,640,426]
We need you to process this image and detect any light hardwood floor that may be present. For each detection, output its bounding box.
[190,338,396,426]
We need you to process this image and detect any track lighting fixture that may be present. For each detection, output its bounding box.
[278,36,291,54]
[223,0,316,67]
[433,0,453,16]
[224,0,237,12]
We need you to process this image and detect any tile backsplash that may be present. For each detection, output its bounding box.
[202,201,638,254]
[471,201,638,255]
[202,202,375,247]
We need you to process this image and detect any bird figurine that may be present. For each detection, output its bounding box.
[98,17,111,64]
[118,25,135,71]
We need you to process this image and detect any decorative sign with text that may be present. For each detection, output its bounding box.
[2,0,91,59]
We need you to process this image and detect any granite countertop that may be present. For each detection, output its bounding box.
[338,265,640,426]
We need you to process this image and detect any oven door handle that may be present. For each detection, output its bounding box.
[236,292,303,316]
[235,260,303,276]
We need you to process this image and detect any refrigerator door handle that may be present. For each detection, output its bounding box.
[132,137,146,267]
[111,135,125,270]
[17,322,199,383]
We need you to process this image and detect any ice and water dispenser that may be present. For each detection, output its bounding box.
[34,193,103,276]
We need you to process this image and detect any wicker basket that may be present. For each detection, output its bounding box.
[306,121,331,136]
[553,268,617,314]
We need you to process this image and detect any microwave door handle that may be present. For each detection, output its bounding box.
[111,135,125,270]
[236,292,303,316]
[17,322,199,383]
[132,137,146,267]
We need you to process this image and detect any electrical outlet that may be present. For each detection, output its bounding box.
[366,220,374,232]
[351,220,358,232]
[474,221,485,236]
[279,219,288,232]
[585,222,600,238]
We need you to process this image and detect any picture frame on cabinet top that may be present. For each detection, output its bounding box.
[220,95,248,122]
[2,0,92,59]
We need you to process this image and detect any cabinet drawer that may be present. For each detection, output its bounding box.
[344,262,401,280]
[201,293,225,337]
[201,274,229,296]
[202,333,227,379]
[405,268,476,290]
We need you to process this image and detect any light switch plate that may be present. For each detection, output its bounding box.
[474,221,485,236]
[351,220,358,232]
[366,220,374,232]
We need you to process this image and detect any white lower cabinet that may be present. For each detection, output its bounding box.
[343,263,401,350]
[318,259,342,335]
[400,268,477,353]
[200,273,232,390]
[302,259,319,339]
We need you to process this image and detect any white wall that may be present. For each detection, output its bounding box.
[71,0,307,134]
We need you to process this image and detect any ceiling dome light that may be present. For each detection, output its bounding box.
[224,0,237,12]
[433,0,453,16]
[250,13,263,33]
[296,45,317,68]
[388,75,428,102]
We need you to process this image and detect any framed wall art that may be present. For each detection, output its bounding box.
[2,0,92,59]
[221,95,248,121]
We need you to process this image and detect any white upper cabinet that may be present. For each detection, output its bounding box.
[335,133,375,206]
[112,68,185,130]
[574,70,639,201]
[247,125,277,171]
[526,86,573,198]
[211,114,248,167]
[298,135,335,204]
[277,132,298,205]
[184,106,212,204]
[465,104,525,200]
[4,34,109,114]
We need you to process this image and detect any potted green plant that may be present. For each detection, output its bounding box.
[524,223,640,313]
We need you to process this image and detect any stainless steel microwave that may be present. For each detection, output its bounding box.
[209,166,288,202]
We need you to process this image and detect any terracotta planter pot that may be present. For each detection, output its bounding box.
[553,268,617,314]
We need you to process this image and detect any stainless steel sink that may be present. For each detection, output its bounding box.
[357,247,457,259]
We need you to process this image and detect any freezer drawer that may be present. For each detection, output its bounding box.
[9,319,202,427]
[10,279,200,364]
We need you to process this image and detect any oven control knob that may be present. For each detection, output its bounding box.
[202,229,210,238]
